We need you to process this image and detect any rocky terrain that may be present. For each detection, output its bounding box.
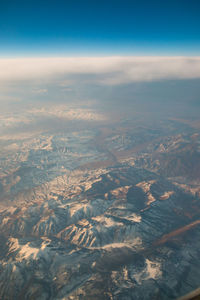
[0,115,200,300]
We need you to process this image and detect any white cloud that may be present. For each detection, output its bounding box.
[0,56,200,85]
[32,88,48,94]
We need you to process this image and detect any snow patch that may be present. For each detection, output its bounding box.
[92,215,123,227]
[8,238,50,262]
[126,213,142,223]
[160,191,174,200]
[134,258,162,284]
[136,180,156,205]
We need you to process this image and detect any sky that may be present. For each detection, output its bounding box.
[0,0,200,127]
[0,0,200,56]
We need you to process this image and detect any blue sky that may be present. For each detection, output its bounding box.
[0,0,200,56]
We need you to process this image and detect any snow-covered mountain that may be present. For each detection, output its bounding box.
[0,117,200,299]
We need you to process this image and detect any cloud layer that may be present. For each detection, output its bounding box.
[0,57,200,86]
